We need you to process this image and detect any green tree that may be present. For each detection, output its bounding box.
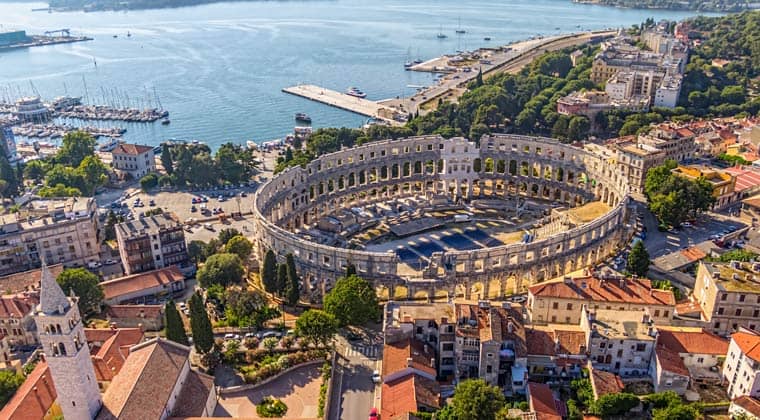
[0,370,24,407]
[57,131,96,166]
[225,235,252,261]
[589,393,639,417]
[0,155,19,198]
[165,300,188,345]
[450,379,506,420]
[223,288,277,328]
[56,268,104,316]
[644,391,681,409]
[276,264,288,297]
[627,240,650,276]
[188,240,209,264]
[196,253,244,288]
[260,249,278,293]
[38,183,82,198]
[263,336,279,351]
[567,116,590,141]
[323,275,380,327]
[218,228,241,246]
[140,173,158,190]
[295,309,337,347]
[716,249,758,262]
[189,292,213,353]
[285,253,300,306]
[77,155,109,194]
[23,159,47,183]
[161,147,174,175]
[652,403,700,420]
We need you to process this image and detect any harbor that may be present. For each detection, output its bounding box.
[282,84,405,126]
[0,29,92,52]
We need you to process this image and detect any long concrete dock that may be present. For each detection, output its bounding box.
[282,84,402,125]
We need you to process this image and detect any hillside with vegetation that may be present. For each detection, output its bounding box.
[575,0,753,12]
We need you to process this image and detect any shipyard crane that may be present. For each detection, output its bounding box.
[44,29,70,37]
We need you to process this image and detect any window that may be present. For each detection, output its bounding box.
[718,307,725,315]
[697,357,704,363]
[654,310,660,317]
[552,302,558,310]
[486,365,492,373]
[663,311,669,317]
[635,343,646,352]
[721,294,728,301]
[600,342,606,349]
[566,303,573,310]
[443,343,454,351]
[740,294,746,302]
[736,309,743,316]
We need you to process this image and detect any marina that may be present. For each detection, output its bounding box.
[282,84,404,125]
[0,29,92,52]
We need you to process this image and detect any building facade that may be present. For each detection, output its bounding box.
[115,213,190,276]
[724,329,760,399]
[693,261,760,336]
[0,198,100,276]
[111,144,156,179]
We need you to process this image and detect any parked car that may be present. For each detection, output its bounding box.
[104,259,118,265]
[87,261,102,269]
[371,370,381,384]
[204,223,214,231]
[148,199,156,207]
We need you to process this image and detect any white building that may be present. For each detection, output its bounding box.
[724,329,760,399]
[653,75,683,108]
[111,143,156,179]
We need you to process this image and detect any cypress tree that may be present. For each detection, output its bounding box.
[285,253,300,306]
[276,264,288,297]
[161,146,174,175]
[260,249,278,293]
[189,292,213,353]
[165,300,188,346]
[627,240,650,277]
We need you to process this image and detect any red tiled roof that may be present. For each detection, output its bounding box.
[732,331,760,363]
[655,344,689,376]
[85,327,144,382]
[526,327,586,356]
[674,301,703,317]
[680,246,707,263]
[528,382,563,420]
[97,338,190,420]
[0,264,63,295]
[382,338,436,378]
[0,294,37,318]
[100,266,184,301]
[655,327,728,355]
[381,374,440,419]
[0,362,57,420]
[528,276,675,306]
[726,167,760,192]
[733,395,760,417]
[112,143,153,155]
[589,367,625,398]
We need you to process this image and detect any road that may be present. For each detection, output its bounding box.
[329,334,383,420]
[381,30,615,115]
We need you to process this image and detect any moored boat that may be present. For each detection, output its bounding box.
[346,87,367,98]
[295,112,312,123]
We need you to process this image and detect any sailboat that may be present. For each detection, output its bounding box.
[414,48,422,64]
[404,47,413,69]
[437,25,447,39]
[456,17,466,34]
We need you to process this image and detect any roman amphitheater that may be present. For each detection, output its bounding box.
[252,134,633,301]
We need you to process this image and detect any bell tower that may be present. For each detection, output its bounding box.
[33,262,102,420]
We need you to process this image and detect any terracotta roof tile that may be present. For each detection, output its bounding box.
[733,395,760,417]
[732,331,760,363]
[526,326,586,357]
[589,367,625,398]
[528,382,563,420]
[0,294,37,318]
[655,344,689,376]
[655,327,728,355]
[381,374,440,419]
[85,328,144,382]
[112,143,153,155]
[0,362,57,420]
[528,276,675,306]
[171,370,215,417]
[97,338,190,420]
[100,266,184,302]
[0,264,63,295]
[382,338,436,378]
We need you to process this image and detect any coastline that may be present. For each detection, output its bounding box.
[571,0,751,12]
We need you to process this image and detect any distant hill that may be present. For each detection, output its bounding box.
[47,0,284,12]
[573,0,755,13]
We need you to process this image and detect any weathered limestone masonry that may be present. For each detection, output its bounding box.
[253,134,631,299]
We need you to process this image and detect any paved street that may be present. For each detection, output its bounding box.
[329,334,383,420]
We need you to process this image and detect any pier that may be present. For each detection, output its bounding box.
[282,85,403,125]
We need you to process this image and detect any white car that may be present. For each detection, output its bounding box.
[87,261,102,269]
[371,370,381,383]
[104,259,118,265]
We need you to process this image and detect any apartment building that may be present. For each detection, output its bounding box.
[693,260,760,336]
[111,143,156,179]
[0,292,39,346]
[672,165,737,209]
[649,327,728,395]
[455,302,527,394]
[724,329,760,399]
[613,139,666,195]
[0,197,100,276]
[383,302,457,379]
[115,213,190,276]
[527,274,676,326]
[580,306,655,377]
[639,123,697,162]
[526,324,587,383]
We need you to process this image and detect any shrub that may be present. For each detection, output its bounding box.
[318,360,332,417]
[256,396,288,418]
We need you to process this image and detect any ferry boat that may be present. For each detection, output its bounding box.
[295,113,312,123]
[346,87,367,98]
[50,96,82,111]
